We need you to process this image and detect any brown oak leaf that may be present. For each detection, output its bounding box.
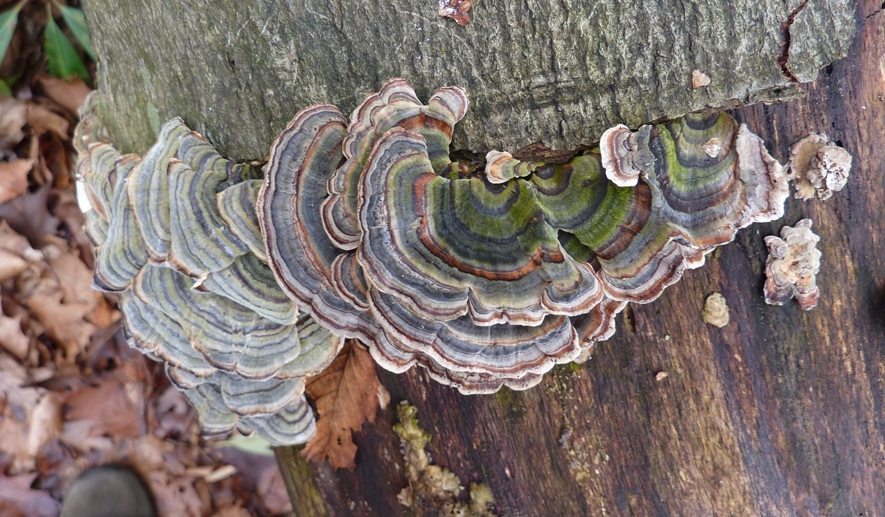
[17,236,104,359]
[302,341,380,470]
[64,375,142,440]
[0,355,45,474]
[0,248,30,283]
[24,287,95,360]
[0,159,33,205]
[0,303,29,360]
[0,187,60,247]
[0,473,60,517]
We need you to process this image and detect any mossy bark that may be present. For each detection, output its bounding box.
[79,0,885,515]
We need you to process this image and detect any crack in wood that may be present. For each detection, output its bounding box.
[778,0,812,82]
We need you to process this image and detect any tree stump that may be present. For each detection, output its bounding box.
[82,0,885,514]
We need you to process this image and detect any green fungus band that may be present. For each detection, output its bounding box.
[75,78,788,445]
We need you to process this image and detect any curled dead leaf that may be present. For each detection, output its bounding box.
[0,301,29,360]
[0,248,30,282]
[0,99,28,153]
[0,355,45,474]
[27,393,63,457]
[302,341,381,470]
[42,235,97,308]
[24,288,95,360]
[0,474,60,517]
[148,471,203,517]
[0,220,42,262]
[25,104,68,140]
[0,187,60,247]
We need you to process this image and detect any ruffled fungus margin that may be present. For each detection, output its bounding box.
[77,79,790,445]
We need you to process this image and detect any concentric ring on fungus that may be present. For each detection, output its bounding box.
[75,79,789,443]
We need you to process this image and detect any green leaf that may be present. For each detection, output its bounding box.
[58,5,94,60]
[0,78,11,97]
[44,8,89,81]
[0,2,24,67]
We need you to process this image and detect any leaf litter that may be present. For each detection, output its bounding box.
[1,8,395,510]
[0,61,292,515]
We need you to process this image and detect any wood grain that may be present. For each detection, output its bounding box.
[278,1,885,514]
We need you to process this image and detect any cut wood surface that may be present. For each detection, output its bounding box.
[279,2,885,514]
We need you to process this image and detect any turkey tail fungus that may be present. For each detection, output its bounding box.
[76,79,790,443]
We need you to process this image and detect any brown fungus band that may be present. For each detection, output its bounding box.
[76,79,789,445]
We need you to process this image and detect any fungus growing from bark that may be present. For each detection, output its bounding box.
[76,79,790,445]
[75,94,340,445]
[763,219,821,310]
[692,70,712,88]
[702,293,730,328]
[788,133,853,200]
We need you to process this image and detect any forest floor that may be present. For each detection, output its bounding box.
[0,2,293,515]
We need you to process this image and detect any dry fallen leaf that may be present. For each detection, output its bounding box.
[42,235,97,308]
[26,393,64,457]
[0,220,43,262]
[0,99,28,154]
[149,472,204,517]
[0,248,30,283]
[0,473,61,517]
[64,376,142,439]
[25,104,69,140]
[0,187,60,246]
[0,160,33,205]
[35,75,91,116]
[0,227,38,291]
[0,355,46,474]
[302,341,381,470]
[25,287,96,360]
[0,302,30,360]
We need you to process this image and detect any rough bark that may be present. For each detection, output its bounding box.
[80,0,885,515]
[83,0,854,158]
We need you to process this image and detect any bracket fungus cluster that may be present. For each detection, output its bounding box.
[787,133,853,201]
[702,293,730,328]
[763,219,821,310]
[76,79,790,445]
[75,97,339,445]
